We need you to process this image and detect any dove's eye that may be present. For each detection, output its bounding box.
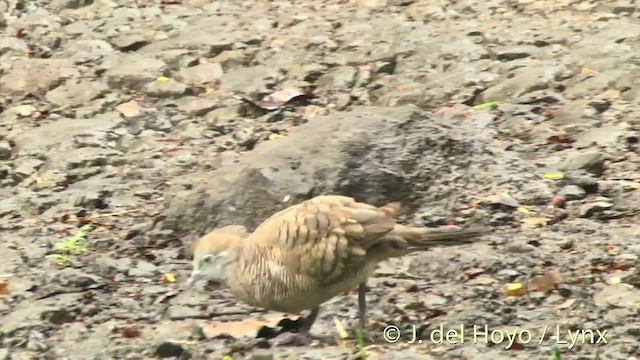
[202,255,214,264]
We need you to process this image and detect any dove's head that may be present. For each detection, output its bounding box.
[186,225,248,286]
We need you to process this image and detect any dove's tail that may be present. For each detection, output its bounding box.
[402,225,488,248]
[375,224,487,258]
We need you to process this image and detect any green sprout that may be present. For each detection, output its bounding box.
[551,346,561,360]
[354,327,367,360]
[45,224,92,264]
[473,101,501,109]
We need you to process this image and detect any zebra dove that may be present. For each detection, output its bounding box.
[187,195,487,341]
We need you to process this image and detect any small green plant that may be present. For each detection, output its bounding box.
[46,224,92,264]
[354,327,367,360]
[473,101,501,109]
[221,356,232,360]
[551,346,562,360]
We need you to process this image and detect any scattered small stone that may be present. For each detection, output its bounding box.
[26,330,49,352]
[13,158,44,180]
[80,304,99,317]
[557,151,605,176]
[175,63,224,87]
[0,140,12,160]
[144,114,174,132]
[189,324,206,340]
[579,201,613,218]
[122,324,141,338]
[45,79,109,108]
[128,260,159,278]
[155,341,186,358]
[559,185,587,200]
[494,45,539,61]
[594,284,640,308]
[95,256,132,275]
[167,305,206,320]
[574,126,623,149]
[5,104,38,118]
[316,66,357,90]
[604,308,633,324]
[420,294,448,307]
[179,98,220,117]
[143,79,187,98]
[560,239,574,250]
[248,354,274,360]
[549,194,566,208]
[42,308,76,325]
[104,54,167,89]
[0,59,79,99]
[110,33,150,52]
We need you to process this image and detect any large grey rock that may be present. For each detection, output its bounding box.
[0,59,79,99]
[161,105,549,234]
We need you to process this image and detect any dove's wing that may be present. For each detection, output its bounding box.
[242,195,396,286]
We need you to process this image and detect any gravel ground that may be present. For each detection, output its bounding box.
[2,0,640,359]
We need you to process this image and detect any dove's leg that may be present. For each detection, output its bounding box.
[356,282,376,343]
[300,307,320,333]
[358,282,367,329]
[275,307,321,346]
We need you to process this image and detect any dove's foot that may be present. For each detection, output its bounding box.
[273,330,322,346]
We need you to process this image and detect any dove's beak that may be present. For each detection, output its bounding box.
[186,270,203,286]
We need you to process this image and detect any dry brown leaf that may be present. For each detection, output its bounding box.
[116,100,142,118]
[0,281,9,295]
[200,313,283,338]
[610,262,633,271]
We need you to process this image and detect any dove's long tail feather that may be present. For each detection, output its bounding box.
[398,225,488,248]
[373,225,487,259]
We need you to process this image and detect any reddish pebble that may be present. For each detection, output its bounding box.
[122,324,140,338]
[550,195,566,208]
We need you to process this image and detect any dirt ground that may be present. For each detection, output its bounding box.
[2,0,640,359]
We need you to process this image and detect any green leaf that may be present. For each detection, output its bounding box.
[473,101,501,109]
[543,172,564,180]
[354,327,367,359]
